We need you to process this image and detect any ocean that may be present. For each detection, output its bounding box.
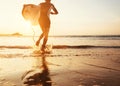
[0,35,120,86]
[0,35,120,48]
[0,35,120,58]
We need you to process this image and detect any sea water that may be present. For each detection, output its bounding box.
[0,35,120,86]
[0,35,120,58]
[0,35,120,47]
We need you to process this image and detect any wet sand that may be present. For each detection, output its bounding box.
[0,48,120,86]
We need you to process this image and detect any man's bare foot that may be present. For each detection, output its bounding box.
[36,40,40,46]
[41,45,45,52]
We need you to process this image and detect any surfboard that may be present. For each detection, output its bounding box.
[22,4,40,25]
[33,44,53,54]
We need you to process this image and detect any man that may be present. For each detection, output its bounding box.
[36,0,58,51]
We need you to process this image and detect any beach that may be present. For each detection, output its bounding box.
[0,36,120,86]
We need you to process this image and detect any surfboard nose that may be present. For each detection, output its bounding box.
[22,4,40,25]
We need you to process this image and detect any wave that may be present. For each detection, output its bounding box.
[0,45,120,49]
[53,45,120,49]
[0,46,32,49]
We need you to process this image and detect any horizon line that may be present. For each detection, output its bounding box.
[0,33,120,37]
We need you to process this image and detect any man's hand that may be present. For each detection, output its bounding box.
[50,12,55,14]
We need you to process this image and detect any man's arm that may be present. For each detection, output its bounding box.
[50,4,58,14]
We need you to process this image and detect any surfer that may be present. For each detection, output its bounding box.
[36,0,58,51]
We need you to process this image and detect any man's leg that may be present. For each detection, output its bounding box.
[36,33,44,46]
[41,28,49,51]
[41,34,48,51]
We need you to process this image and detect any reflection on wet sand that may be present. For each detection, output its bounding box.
[22,54,51,86]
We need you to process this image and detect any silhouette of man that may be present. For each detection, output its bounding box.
[36,0,58,51]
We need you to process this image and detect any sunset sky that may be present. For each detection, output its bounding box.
[0,0,120,35]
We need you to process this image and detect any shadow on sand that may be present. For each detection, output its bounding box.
[21,54,52,86]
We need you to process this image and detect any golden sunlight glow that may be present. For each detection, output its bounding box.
[24,21,31,29]
[0,0,120,35]
[21,20,33,35]
[0,58,35,72]
[21,20,41,36]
